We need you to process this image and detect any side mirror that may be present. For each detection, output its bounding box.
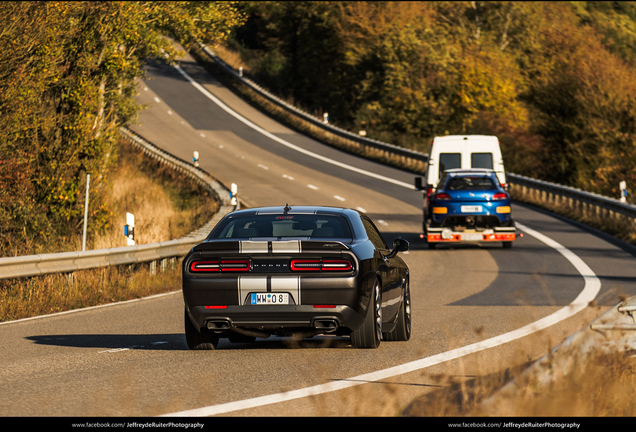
[415,177,423,190]
[387,238,410,258]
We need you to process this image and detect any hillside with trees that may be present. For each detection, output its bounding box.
[0,1,244,254]
[226,1,636,198]
[2,1,636,255]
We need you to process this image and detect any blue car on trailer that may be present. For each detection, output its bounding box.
[422,169,517,248]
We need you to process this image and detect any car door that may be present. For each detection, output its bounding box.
[361,217,400,322]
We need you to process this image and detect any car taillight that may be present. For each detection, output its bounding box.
[190,259,251,272]
[291,259,353,272]
[321,260,353,271]
[434,192,451,200]
[492,192,508,200]
[290,259,321,271]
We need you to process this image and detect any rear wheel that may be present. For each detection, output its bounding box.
[503,241,512,249]
[185,308,219,350]
[351,279,382,349]
[383,277,411,342]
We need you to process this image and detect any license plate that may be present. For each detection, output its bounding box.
[251,293,289,305]
[461,205,482,213]
[462,233,483,241]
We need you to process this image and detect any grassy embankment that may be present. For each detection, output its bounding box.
[402,346,636,417]
[0,138,219,322]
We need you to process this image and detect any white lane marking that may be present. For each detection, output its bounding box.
[167,110,173,115]
[162,223,600,417]
[356,207,367,213]
[307,184,319,190]
[333,195,346,202]
[154,97,160,103]
[99,340,168,354]
[173,64,414,190]
[377,220,388,226]
[99,347,134,354]
[257,164,269,170]
[282,174,295,180]
[200,133,206,138]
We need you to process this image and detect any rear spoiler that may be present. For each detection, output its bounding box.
[192,240,351,254]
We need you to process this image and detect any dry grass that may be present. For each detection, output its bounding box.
[402,342,636,417]
[0,262,181,322]
[0,138,219,323]
[212,44,249,73]
[500,350,636,416]
[96,139,219,248]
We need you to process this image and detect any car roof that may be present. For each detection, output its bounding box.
[226,205,360,217]
[443,168,496,176]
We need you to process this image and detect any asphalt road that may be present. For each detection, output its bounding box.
[2,49,636,417]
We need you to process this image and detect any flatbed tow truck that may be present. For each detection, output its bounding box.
[415,172,520,249]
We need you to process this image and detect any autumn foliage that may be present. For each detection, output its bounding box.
[2,1,636,255]
[0,1,244,254]
[229,1,636,198]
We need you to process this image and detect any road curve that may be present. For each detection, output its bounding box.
[2,49,636,417]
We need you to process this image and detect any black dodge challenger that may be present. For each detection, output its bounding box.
[182,205,411,349]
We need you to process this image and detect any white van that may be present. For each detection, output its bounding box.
[423,135,506,188]
[415,135,507,228]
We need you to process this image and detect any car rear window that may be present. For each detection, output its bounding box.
[439,153,461,175]
[471,152,493,169]
[446,176,497,191]
[211,214,353,239]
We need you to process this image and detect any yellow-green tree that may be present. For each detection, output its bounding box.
[0,1,244,253]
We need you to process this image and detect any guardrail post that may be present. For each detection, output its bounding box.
[149,260,156,276]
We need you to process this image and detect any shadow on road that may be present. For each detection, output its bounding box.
[26,334,188,351]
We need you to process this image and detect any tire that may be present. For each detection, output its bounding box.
[383,277,411,342]
[351,279,382,349]
[503,241,512,249]
[185,307,219,350]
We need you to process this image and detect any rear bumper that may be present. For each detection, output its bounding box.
[426,226,516,243]
[186,304,364,333]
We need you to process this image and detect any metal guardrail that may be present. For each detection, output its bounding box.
[508,172,636,221]
[0,128,236,281]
